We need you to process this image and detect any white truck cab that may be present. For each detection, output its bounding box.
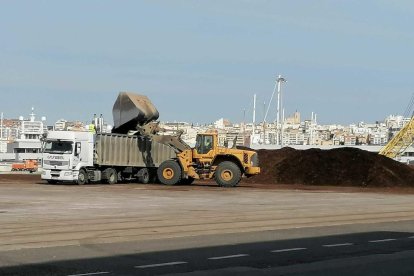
[42,131,94,184]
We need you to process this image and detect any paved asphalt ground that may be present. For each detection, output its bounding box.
[0,181,414,275]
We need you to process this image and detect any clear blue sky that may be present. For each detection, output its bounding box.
[1,1,413,125]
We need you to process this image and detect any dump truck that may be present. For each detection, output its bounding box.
[41,92,260,187]
[11,160,38,173]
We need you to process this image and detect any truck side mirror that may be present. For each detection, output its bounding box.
[75,142,81,156]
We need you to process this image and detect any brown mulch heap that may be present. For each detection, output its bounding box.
[244,147,414,187]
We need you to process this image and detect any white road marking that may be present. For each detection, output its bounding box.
[208,254,249,260]
[369,238,396,243]
[271,247,307,253]
[409,236,414,239]
[323,243,353,247]
[135,261,187,268]
[67,272,110,276]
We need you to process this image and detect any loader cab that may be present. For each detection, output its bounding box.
[195,134,215,154]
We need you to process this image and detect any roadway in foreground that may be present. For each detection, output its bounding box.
[0,181,414,275]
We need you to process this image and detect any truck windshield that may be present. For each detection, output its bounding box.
[43,141,73,154]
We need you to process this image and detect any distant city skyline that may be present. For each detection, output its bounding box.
[1,1,413,124]
[0,107,410,129]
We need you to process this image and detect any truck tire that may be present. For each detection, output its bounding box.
[77,169,88,185]
[215,161,242,187]
[157,160,182,185]
[105,168,118,184]
[137,168,150,184]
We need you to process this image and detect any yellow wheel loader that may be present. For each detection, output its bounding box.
[156,130,260,187]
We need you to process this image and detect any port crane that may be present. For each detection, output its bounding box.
[379,117,414,158]
[379,94,414,159]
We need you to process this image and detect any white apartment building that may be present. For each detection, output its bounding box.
[54,119,67,131]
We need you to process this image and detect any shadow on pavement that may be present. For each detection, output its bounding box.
[1,231,414,276]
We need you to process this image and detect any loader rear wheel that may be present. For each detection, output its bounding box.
[77,169,87,185]
[157,160,182,185]
[215,161,241,188]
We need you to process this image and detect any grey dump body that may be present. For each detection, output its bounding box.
[95,133,176,168]
[112,92,159,134]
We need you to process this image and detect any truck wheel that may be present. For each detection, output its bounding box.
[215,161,242,188]
[157,160,182,185]
[105,168,118,184]
[137,168,150,184]
[77,169,88,185]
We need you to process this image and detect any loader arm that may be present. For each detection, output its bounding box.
[150,133,191,153]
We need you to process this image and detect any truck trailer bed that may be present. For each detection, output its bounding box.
[95,134,176,168]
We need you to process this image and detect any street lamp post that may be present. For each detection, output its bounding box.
[276,75,286,146]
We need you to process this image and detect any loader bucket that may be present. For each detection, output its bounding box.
[112,92,159,134]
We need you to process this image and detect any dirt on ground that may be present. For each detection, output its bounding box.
[244,147,414,187]
[0,173,41,184]
[2,147,414,188]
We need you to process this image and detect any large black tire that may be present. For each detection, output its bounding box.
[105,168,118,184]
[214,161,242,187]
[157,160,182,185]
[76,169,88,185]
[137,168,150,184]
[180,177,195,185]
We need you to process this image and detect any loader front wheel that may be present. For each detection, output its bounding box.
[215,161,241,188]
[157,160,182,185]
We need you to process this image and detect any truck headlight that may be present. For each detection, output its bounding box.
[64,172,73,176]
